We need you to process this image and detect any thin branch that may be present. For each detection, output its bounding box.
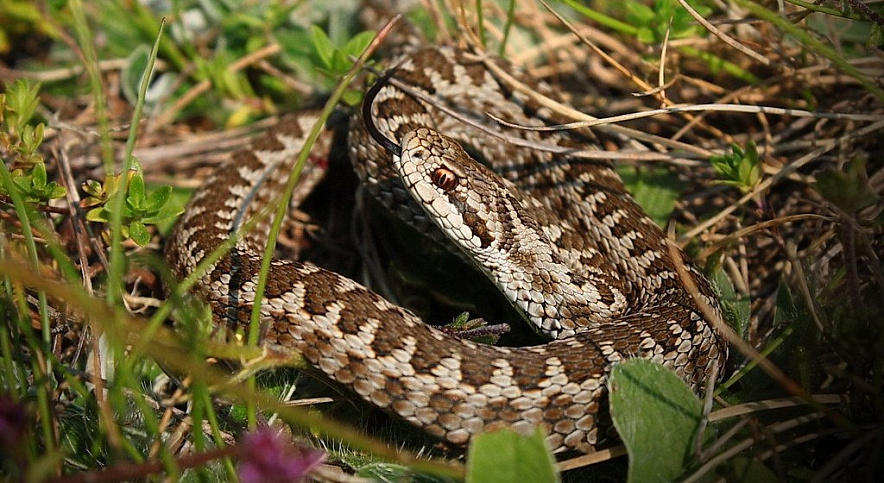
[676,0,776,67]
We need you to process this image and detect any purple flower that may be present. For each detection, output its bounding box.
[0,395,27,453]
[238,428,325,483]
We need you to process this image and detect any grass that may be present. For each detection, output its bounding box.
[1,0,882,481]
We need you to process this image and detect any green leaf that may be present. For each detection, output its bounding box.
[814,156,880,213]
[773,282,799,329]
[869,23,884,48]
[121,44,150,105]
[357,463,450,483]
[340,88,363,107]
[12,174,30,192]
[145,187,189,234]
[140,207,184,225]
[143,185,172,213]
[19,123,45,155]
[625,2,655,24]
[86,207,108,223]
[31,162,46,188]
[82,179,104,198]
[722,456,779,482]
[618,166,681,227]
[635,27,655,44]
[711,266,750,337]
[4,78,41,132]
[343,30,376,59]
[450,311,472,329]
[466,427,558,483]
[128,221,150,246]
[127,172,146,207]
[710,142,761,194]
[609,359,706,483]
[46,183,67,199]
[311,26,335,70]
[330,49,350,74]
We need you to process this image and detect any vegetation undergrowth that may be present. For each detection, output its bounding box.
[1,0,882,481]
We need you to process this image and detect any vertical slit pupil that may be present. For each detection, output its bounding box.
[432,168,457,191]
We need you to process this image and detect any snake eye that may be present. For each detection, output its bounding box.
[431,167,458,191]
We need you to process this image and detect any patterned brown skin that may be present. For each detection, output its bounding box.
[165,45,726,454]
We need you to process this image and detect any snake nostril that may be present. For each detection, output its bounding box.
[431,167,458,191]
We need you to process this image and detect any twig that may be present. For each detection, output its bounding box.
[696,213,830,261]
[784,241,826,333]
[683,413,826,482]
[473,51,715,157]
[0,193,68,214]
[707,394,844,422]
[694,360,719,458]
[488,103,884,132]
[676,0,776,68]
[810,424,882,481]
[0,58,137,83]
[371,63,714,162]
[556,445,627,472]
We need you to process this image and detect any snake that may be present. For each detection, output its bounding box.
[165,45,726,454]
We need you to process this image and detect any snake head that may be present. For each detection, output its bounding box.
[397,127,488,224]
[397,128,594,339]
[397,127,549,257]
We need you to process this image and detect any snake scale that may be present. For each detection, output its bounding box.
[165,45,726,453]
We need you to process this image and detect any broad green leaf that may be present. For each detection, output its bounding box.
[47,183,66,199]
[127,172,146,207]
[814,156,879,213]
[723,456,779,482]
[144,185,172,213]
[4,78,41,131]
[82,179,103,198]
[773,281,799,328]
[31,162,46,188]
[609,359,706,483]
[275,28,316,75]
[710,142,760,193]
[618,166,680,227]
[143,187,188,234]
[343,30,376,59]
[357,462,451,483]
[331,49,350,74]
[19,123,45,154]
[311,26,335,70]
[712,267,750,337]
[466,427,558,483]
[122,44,150,105]
[128,221,150,246]
[625,2,655,24]
[140,208,184,225]
[86,207,108,223]
[12,173,30,192]
[870,23,884,48]
[340,88,363,107]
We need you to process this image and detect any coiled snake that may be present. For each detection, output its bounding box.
[166,46,725,453]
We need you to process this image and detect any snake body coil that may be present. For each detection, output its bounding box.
[166,46,725,453]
